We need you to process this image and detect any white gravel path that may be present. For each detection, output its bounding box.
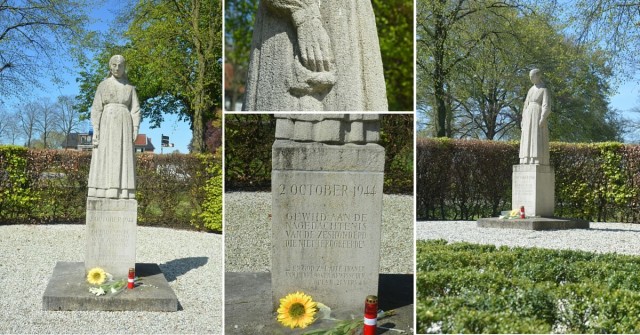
[417,221,640,255]
[0,225,222,334]
[225,192,414,274]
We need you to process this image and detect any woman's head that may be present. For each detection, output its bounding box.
[529,68,542,84]
[109,55,127,79]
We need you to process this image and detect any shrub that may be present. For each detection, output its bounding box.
[225,114,414,194]
[0,146,222,232]
[416,240,640,334]
[417,138,640,223]
[0,146,38,221]
[191,153,223,232]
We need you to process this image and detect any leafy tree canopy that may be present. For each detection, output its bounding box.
[76,0,222,153]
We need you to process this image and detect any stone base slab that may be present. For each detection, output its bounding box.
[43,262,177,312]
[225,272,413,334]
[477,217,590,230]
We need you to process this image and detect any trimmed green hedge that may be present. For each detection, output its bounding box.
[225,114,414,194]
[416,240,640,333]
[0,146,222,232]
[417,138,640,223]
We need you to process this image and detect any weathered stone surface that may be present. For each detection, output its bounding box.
[272,140,385,172]
[243,0,388,111]
[43,262,177,312]
[87,55,140,200]
[520,69,551,165]
[85,198,137,279]
[477,217,590,230]
[275,114,380,143]
[271,140,384,312]
[512,164,555,217]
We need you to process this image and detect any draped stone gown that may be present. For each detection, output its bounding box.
[520,84,550,165]
[87,76,141,199]
[243,0,388,111]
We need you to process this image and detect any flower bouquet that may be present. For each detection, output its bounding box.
[86,267,126,296]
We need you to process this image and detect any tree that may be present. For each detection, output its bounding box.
[34,98,59,148]
[564,0,640,76]
[0,0,91,101]
[56,95,83,148]
[16,101,40,147]
[417,0,624,142]
[1,111,21,144]
[224,0,258,111]
[0,106,10,140]
[77,0,223,153]
[416,0,522,137]
[372,0,414,111]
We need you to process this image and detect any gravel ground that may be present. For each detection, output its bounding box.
[417,221,640,255]
[224,192,414,274]
[0,225,222,334]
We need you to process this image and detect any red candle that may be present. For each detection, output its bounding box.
[128,267,135,289]
[363,295,378,335]
[520,206,525,219]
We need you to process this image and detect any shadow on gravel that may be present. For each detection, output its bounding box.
[160,256,209,282]
[588,227,640,233]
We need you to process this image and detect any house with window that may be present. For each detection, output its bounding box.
[63,133,155,153]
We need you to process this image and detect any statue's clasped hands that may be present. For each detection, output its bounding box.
[295,15,334,73]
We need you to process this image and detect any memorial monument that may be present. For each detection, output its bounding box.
[478,69,589,230]
[243,1,388,111]
[271,114,385,314]
[43,55,177,311]
[85,54,140,278]
[512,68,554,217]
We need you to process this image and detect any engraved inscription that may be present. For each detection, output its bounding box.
[283,212,368,249]
[285,265,368,286]
[277,183,377,197]
[514,174,535,197]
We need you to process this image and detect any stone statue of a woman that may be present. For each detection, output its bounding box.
[87,55,141,199]
[520,69,551,165]
[243,0,388,111]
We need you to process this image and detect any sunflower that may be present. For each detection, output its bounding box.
[276,291,317,329]
[86,267,107,285]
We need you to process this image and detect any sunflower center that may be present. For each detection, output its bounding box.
[92,273,101,280]
[289,302,306,318]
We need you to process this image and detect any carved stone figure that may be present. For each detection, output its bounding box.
[275,114,380,143]
[87,55,141,199]
[243,0,388,111]
[520,69,550,165]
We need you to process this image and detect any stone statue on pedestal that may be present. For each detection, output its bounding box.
[243,0,388,111]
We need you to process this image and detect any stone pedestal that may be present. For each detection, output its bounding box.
[43,262,178,312]
[271,140,384,313]
[477,217,590,230]
[85,198,137,279]
[512,164,554,217]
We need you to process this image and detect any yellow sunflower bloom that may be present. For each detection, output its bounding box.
[277,291,317,329]
[86,267,107,285]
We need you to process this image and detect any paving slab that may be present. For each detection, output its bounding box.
[225,272,414,334]
[477,217,590,230]
[43,262,178,312]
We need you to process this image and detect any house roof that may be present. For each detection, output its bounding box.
[135,134,155,152]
